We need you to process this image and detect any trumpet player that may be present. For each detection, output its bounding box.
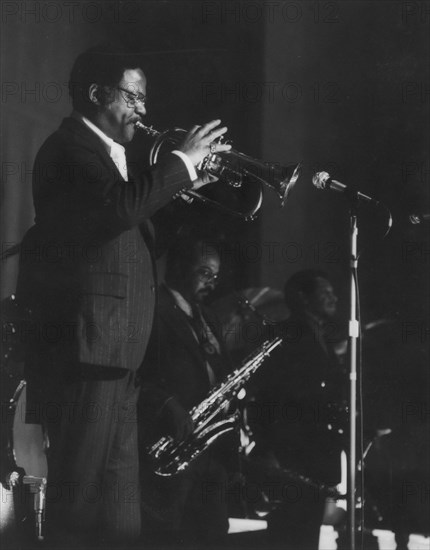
[15,44,231,546]
[139,236,235,545]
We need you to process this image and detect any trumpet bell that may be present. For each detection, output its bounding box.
[206,150,301,207]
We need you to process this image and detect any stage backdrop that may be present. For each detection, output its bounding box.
[259,0,429,323]
[259,4,429,533]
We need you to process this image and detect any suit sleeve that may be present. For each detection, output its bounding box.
[33,130,193,235]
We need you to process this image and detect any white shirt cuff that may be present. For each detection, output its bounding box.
[171,150,198,182]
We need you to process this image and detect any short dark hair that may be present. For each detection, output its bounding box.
[165,237,220,288]
[68,44,143,115]
[284,269,329,313]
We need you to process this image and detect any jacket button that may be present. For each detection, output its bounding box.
[150,285,156,293]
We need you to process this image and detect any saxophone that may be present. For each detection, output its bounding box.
[147,337,283,477]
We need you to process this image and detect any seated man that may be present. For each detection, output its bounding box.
[248,269,347,550]
[139,237,236,544]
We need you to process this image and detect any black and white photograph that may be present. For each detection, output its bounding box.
[1,1,429,549]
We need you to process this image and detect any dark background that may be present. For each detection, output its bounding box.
[1,0,429,538]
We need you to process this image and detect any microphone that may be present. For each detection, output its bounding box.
[312,171,379,205]
[409,213,430,224]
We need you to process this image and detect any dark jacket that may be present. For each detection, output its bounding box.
[140,284,231,415]
[250,314,346,484]
[16,117,192,374]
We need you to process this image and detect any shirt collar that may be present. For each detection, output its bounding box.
[305,310,324,329]
[167,287,193,318]
[72,111,124,154]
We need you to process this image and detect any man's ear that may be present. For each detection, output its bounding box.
[88,83,101,105]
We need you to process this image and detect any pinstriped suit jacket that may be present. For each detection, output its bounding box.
[17,117,193,374]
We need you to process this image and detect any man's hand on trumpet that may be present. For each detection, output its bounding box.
[178,119,232,189]
[191,170,219,191]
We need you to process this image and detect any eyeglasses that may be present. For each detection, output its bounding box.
[117,86,147,107]
[194,267,219,285]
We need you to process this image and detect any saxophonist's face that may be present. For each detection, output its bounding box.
[187,254,220,304]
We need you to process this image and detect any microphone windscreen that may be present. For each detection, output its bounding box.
[312,171,330,190]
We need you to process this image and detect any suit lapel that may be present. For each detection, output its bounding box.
[61,117,125,182]
[158,286,210,369]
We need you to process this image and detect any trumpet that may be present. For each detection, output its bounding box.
[135,121,301,221]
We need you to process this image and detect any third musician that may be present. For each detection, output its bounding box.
[248,269,346,550]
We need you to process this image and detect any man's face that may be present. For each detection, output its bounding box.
[186,252,220,304]
[305,277,338,320]
[99,68,147,143]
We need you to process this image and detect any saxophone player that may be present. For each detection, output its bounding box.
[138,236,236,545]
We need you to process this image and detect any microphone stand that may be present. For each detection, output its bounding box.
[313,173,392,549]
[347,192,360,550]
